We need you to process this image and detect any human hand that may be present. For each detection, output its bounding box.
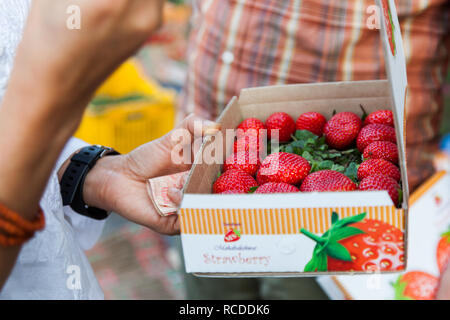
[436,262,450,300]
[8,0,164,130]
[80,115,220,235]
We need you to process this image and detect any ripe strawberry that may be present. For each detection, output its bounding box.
[392,271,438,300]
[301,212,405,272]
[296,112,327,136]
[238,117,266,132]
[363,141,399,164]
[256,152,310,185]
[363,110,394,127]
[255,182,299,194]
[224,229,241,242]
[224,151,261,176]
[323,112,362,150]
[356,123,397,152]
[233,136,262,154]
[358,174,400,206]
[300,170,357,192]
[357,159,401,181]
[237,118,266,140]
[213,169,257,194]
[436,227,450,273]
[265,112,296,142]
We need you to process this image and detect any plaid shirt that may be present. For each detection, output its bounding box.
[180,0,450,190]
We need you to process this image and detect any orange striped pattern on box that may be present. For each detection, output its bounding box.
[180,206,405,235]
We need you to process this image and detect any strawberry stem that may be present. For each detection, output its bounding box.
[300,228,326,244]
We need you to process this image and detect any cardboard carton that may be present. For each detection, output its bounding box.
[179,0,408,276]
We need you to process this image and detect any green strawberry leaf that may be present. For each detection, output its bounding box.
[316,251,328,271]
[331,164,345,172]
[295,130,317,141]
[325,152,342,159]
[344,162,359,183]
[304,256,318,272]
[359,104,368,121]
[441,226,450,242]
[285,145,294,154]
[234,229,241,238]
[318,160,334,170]
[398,188,403,205]
[291,140,305,149]
[304,246,328,272]
[302,151,314,162]
[331,212,339,225]
[325,242,352,261]
[333,212,367,228]
[330,226,365,242]
[392,276,413,300]
[248,186,258,194]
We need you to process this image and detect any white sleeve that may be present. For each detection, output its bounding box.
[1,1,106,251]
[56,137,107,251]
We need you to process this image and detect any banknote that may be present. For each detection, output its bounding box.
[147,171,189,216]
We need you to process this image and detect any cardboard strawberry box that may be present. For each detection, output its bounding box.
[179,0,409,276]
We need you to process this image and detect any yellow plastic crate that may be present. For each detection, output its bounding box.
[74,59,176,153]
[75,99,175,154]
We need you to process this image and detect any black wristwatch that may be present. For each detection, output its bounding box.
[60,145,119,220]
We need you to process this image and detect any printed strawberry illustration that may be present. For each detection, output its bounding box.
[357,159,401,181]
[323,112,362,150]
[301,212,405,272]
[381,0,396,56]
[224,229,241,242]
[356,123,397,152]
[358,174,401,206]
[265,112,296,142]
[254,182,299,194]
[213,169,258,194]
[363,141,398,164]
[256,152,311,185]
[363,110,394,127]
[296,112,327,136]
[392,271,438,300]
[224,151,261,176]
[436,226,450,273]
[300,170,357,192]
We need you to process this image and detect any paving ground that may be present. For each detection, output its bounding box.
[86,214,185,300]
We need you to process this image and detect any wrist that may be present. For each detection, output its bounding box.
[82,154,123,212]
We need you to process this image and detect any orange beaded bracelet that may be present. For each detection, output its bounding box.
[0,203,45,247]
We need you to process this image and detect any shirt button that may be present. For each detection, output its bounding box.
[221,51,234,64]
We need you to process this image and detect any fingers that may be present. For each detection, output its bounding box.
[437,262,450,299]
[154,213,180,236]
[177,113,221,137]
[167,171,188,205]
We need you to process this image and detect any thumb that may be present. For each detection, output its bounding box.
[167,187,183,206]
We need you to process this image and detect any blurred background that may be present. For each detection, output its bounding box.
[79,0,450,299]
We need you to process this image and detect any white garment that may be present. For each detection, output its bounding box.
[0,0,105,299]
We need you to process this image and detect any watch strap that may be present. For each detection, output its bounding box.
[60,145,119,220]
